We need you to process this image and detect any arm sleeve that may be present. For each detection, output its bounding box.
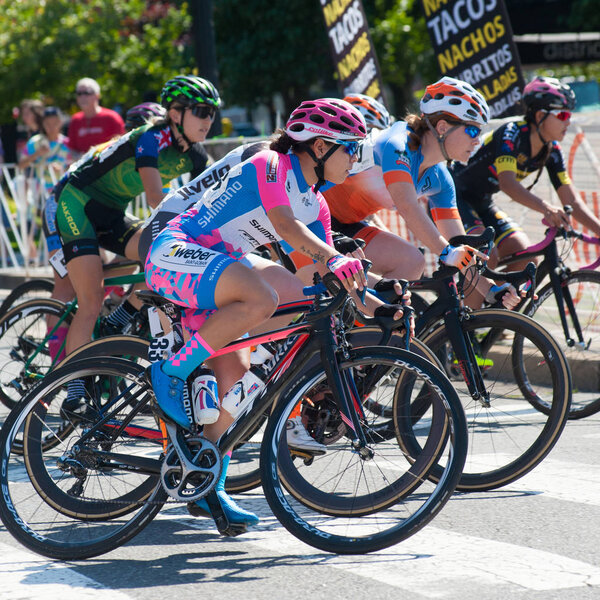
[252,151,293,212]
[546,143,572,189]
[134,130,161,170]
[429,166,460,223]
[493,124,519,176]
[379,135,413,187]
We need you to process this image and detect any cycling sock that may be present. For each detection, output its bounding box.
[48,325,69,363]
[65,378,86,404]
[162,332,214,381]
[105,300,138,328]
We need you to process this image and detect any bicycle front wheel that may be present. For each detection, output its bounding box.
[260,346,467,554]
[0,356,166,560]
[0,278,54,319]
[421,309,571,491]
[0,298,73,411]
[523,270,600,419]
[224,328,442,494]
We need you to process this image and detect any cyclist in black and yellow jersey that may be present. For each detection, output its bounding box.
[452,76,600,274]
[56,75,217,410]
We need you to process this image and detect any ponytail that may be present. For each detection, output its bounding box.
[270,128,309,154]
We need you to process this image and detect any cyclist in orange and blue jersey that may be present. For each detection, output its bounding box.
[321,79,519,307]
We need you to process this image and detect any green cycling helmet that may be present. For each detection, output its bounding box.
[161,75,221,109]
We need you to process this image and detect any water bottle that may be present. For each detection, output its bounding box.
[189,367,220,426]
[222,366,267,419]
[250,342,278,365]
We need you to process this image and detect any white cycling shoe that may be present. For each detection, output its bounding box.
[286,416,327,455]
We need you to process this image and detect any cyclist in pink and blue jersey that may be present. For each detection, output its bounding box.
[145,98,409,528]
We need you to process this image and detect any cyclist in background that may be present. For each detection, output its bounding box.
[452,76,600,278]
[145,98,407,528]
[56,76,216,413]
[43,102,167,363]
[321,80,519,308]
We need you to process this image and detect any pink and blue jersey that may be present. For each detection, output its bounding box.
[145,149,332,312]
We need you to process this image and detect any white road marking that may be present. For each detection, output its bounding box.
[0,542,134,600]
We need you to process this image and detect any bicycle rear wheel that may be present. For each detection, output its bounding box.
[260,346,467,554]
[421,309,571,491]
[523,270,600,419]
[0,357,166,560]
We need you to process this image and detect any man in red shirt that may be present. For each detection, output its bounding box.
[67,78,125,155]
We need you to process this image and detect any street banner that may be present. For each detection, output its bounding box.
[319,0,386,104]
[420,0,525,118]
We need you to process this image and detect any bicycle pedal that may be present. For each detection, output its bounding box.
[186,501,210,518]
[220,523,248,537]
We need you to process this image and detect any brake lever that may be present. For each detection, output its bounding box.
[357,259,372,306]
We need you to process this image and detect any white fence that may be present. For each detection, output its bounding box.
[1,120,599,276]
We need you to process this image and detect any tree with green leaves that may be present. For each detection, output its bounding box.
[0,0,193,123]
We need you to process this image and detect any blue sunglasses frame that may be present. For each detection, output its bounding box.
[334,139,361,156]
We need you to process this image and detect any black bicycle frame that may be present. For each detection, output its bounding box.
[499,236,586,348]
[410,268,490,403]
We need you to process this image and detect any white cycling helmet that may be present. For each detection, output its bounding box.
[420,76,490,126]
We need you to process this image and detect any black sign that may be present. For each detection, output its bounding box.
[319,0,386,104]
[420,0,525,118]
[517,39,600,64]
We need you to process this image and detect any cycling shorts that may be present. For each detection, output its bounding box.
[456,195,522,247]
[56,182,143,263]
[42,193,62,253]
[145,227,237,311]
[330,216,382,248]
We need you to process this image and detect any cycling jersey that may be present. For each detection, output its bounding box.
[451,119,571,246]
[67,123,208,211]
[146,149,333,310]
[138,141,268,261]
[323,121,459,226]
[451,119,571,210]
[56,124,208,261]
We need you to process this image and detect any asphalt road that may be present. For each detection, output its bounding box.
[0,403,599,600]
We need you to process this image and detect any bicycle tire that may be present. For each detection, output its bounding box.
[259,346,467,554]
[9,335,152,456]
[522,270,600,419]
[0,356,166,560]
[224,328,441,494]
[0,278,54,319]
[0,298,73,410]
[420,309,571,491]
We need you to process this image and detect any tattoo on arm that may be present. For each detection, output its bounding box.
[300,245,327,265]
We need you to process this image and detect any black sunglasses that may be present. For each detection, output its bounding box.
[76,90,95,96]
[190,105,217,120]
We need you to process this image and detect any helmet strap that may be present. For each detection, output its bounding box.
[424,115,456,162]
[172,107,193,152]
[304,143,338,193]
[533,111,551,146]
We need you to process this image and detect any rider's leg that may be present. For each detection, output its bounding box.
[360,228,426,280]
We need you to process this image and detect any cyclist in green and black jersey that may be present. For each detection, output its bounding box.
[55,75,217,366]
[452,76,600,272]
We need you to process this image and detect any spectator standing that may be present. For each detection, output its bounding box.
[67,78,125,155]
[18,107,73,192]
[15,99,44,158]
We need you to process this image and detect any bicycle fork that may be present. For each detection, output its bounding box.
[444,310,491,407]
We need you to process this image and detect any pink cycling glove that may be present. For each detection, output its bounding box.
[327,254,363,280]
